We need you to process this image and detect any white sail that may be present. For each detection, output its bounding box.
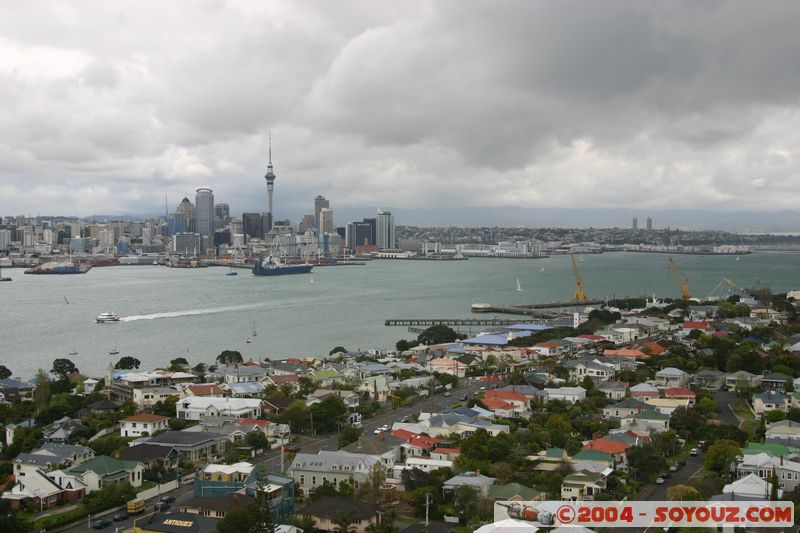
[516,277,523,292]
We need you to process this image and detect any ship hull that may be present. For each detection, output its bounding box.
[252,263,313,276]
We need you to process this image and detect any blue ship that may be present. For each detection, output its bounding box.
[252,257,313,276]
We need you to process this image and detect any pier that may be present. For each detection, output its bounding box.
[384,318,540,327]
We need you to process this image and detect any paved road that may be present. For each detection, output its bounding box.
[714,390,741,427]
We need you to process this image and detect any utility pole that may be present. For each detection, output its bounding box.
[280,443,284,473]
[425,492,432,525]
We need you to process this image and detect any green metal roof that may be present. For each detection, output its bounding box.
[488,483,540,500]
[65,455,139,478]
[572,450,612,462]
[545,447,566,459]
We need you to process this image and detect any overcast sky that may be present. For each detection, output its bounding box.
[1,1,799,221]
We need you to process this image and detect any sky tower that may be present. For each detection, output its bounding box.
[264,135,276,231]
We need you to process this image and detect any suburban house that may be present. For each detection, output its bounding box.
[663,387,696,406]
[629,383,660,399]
[618,409,670,435]
[58,456,144,493]
[726,371,762,391]
[392,429,439,457]
[176,397,262,421]
[563,359,614,382]
[570,450,614,473]
[643,398,691,416]
[145,430,228,462]
[737,453,800,492]
[0,378,35,403]
[543,387,586,404]
[289,451,382,497]
[118,443,180,471]
[754,391,791,419]
[763,373,793,392]
[765,420,800,448]
[443,472,496,497]
[120,413,169,438]
[582,437,631,464]
[487,483,543,502]
[655,367,691,387]
[210,364,268,384]
[359,375,392,403]
[2,465,85,509]
[603,398,650,419]
[342,435,403,470]
[561,470,607,501]
[694,370,727,390]
[183,383,226,398]
[596,381,627,400]
[300,497,381,533]
[132,386,181,408]
[715,473,779,501]
[13,444,94,473]
[426,358,467,377]
[307,389,361,409]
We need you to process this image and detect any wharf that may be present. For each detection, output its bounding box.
[385,318,539,327]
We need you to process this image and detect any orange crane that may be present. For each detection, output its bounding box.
[668,256,691,300]
[570,253,588,302]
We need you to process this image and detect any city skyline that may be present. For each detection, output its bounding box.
[2,2,800,218]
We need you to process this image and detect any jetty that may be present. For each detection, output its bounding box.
[384,318,539,327]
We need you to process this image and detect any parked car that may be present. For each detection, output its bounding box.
[669,464,679,472]
[443,391,451,397]
[655,477,665,485]
[379,424,391,431]
[352,421,362,429]
[690,448,699,456]
[661,471,671,479]
[93,519,113,529]
[154,502,171,512]
[459,394,468,401]
[112,512,129,522]
[160,495,176,504]
[282,444,300,453]
[400,416,409,423]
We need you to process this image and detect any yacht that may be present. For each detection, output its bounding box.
[96,312,121,323]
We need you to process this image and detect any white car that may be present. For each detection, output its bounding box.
[655,477,665,485]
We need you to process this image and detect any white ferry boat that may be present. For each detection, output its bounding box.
[96,312,121,323]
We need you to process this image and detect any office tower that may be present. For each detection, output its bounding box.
[264,138,276,232]
[0,229,10,251]
[319,207,334,235]
[646,217,653,231]
[314,196,329,229]
[174,197,195,233]
[299,214,315,233]
[242,213,264,241]
[214,203,230,229]
[376,209,395,250]
[362,218,377,245]
[195,188,214,253]
[345,221,374,253]
[632,217,638,231]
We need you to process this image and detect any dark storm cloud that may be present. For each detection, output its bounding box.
[1,0,800,217]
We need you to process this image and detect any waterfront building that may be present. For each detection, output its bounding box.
[0,228,12,250]
[346,221,374,253]
[376,208,395,250]
[195,188,214,253]
[172,232,202,256]
[632,217,638,231]
[265,140,277,232]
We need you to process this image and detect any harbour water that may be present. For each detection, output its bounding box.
[0,251,798,379]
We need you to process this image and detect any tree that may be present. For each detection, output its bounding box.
[704,439,741,475]
[245,431,270,451]
[0,500,31,533]
[51,358,78,379]
[417,325,459,345]
[332,510,357,533]
[667,484,703,501]
[766,410,786,423]
[33,369,51,410]
[545,414,572,448]
[787,408,800,423]
[217,507,257,533]
[252,471,277,533]
[330,346,347,356]
[628,444,667,482]
[114,356,141,370]
[309,396,347,434]
[217,350,243,365]
[0,365,11,380]
[339,426,362,448]
[453,485,479,523]
[170,357,189,370]
[396,339,418,352]
[359,462,387,505]
[310,480,340,500]
[697,397,718,417]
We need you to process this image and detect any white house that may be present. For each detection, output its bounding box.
[655,367,691,387]
[544,387,586,404]
[176,397,262,421]
[119,413,169,438]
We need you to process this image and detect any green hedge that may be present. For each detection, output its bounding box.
[34,507,90,530]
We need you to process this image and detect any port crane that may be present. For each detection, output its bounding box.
[707,278,736,300]
[570,253,588,302]
[668,256,691,300]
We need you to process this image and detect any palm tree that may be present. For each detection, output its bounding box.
[332,510,357,533]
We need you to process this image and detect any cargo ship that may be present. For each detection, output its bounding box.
[252,256,313,276]
[24,262,91,275]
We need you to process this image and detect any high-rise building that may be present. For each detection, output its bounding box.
[195,188,214,253]
[319,207,334,235]
[632,217,638,231]
[214,203,230,229]
[173,232,202,256]
[646,217,653,231]
[175,197,195,233]
[242,213,264,241]
[314,196,329,229]
[264,138,276,233]
[346,221,374,253]
[299,214,316,233]
[376,209,395,250]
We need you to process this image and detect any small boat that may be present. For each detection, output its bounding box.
[64,296,69,304]
[252,321,257,337]
[96,312,121,323]
[310,277,315,284]
[226,267,238,276]
[109,342,119,355]
[735,256,740,262]
[68,350,78,356]
[245,338,252,344]
[515,277,524,292]
[539,267,545,272]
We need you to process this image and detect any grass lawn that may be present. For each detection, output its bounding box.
[137,480,157,492]
[732,401,756,435]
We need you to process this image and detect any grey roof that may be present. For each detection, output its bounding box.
[342,435,403,455]
[497,385,546,397]
[608,398,649,410]
[763,373,792,382]
[118,443,178,462]
[0,378,34,390]
[290,450,379,473]
[754,391,788,403]
[597,381,627,391]
[268,361,303,374]
[15,443,93,466]
[656,367,688,376]
[444,472,496,488]
[147,430,227,447]
[211,365,266,377]
[301,497,379,521]
[695,369,725,377]
[227,382,265,394]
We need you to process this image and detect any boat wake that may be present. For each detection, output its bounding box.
[121,303,268,322]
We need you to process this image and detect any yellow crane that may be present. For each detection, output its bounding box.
[570,253,588,302]
[707,278,736,300]
[668,256,691,300]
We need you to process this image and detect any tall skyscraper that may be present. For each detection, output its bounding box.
[195,188,214,253]
[242,212,264,241]
[376,208,395,250]
[314,196,329,229]
[214,203,230,229]
[319,207,334,235]
[646,217,653,231]
[264,137,276,232]
[632,217,638,231]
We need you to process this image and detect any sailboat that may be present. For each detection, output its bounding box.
[251,321,257,337]
[735,256,740,262]
[226,267,238,276]
[64,296,70,304]
[516,277,524,292]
